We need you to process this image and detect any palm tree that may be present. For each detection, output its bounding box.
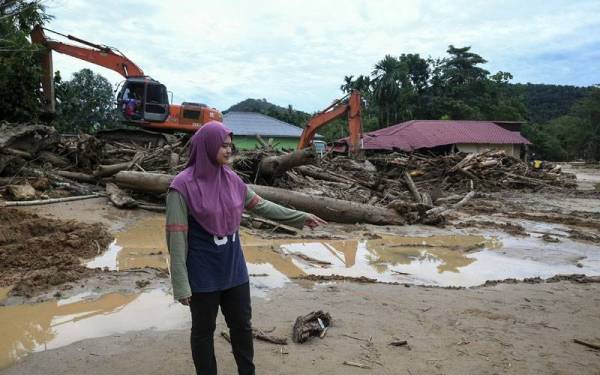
[371,55,404,127]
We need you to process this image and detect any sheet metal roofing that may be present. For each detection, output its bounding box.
[223,111,318,138]
[348,120,531,151]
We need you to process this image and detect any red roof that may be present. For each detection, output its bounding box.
[347,120,531,152]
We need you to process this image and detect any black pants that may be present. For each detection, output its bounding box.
[190,282,255,375]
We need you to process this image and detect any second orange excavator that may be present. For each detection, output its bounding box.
[297,90,363,156]
[31,25,222,134]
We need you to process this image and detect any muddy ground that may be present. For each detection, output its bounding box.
[1,165,600,374]
[2,279,599,375]
[0,209,113,297]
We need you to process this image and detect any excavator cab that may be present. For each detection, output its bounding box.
[117,77,170,123]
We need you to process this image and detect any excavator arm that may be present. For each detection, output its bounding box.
[31,25,144,113]
[298,90,362,156]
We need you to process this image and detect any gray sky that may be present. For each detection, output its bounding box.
[45,0,600,113]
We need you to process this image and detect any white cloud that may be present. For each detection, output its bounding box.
[43,0,600,112]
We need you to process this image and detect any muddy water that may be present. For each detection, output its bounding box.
[0,287,11,302]
[0,289,189,369]
[84,218,600,289]
[262,233,599,286]
[3,219,600,369]
[85,216,168,271]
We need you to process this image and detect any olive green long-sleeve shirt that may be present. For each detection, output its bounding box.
[165,188,307,300]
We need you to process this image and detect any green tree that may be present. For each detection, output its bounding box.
[523,87,600,161]
[0,0,51,121]
[571,87,600,160]
[371,55,405,127]
[429,46,490,119]
[53,68,118,133]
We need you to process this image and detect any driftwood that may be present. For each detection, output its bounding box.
[249,184,406,225]
[1,194,103,207]
[110,171,406,225]
[241,213,300,234]
[221,329,288,345]
[573,338,600,351]
[292,310,332,343]
[253,329,288,345]
[37,151,69,167]
[404,171,422,203]
[258,147,315,177]
[105,182,138,208]
[295,165,348,184]
[425,191,476,216]
[2,147,32,159]
[388,199,433,214]
[94,151,144,178]
[111,171,173,193]
[56,170,97,183]
[343,361,372,369]
[389,340,408,346]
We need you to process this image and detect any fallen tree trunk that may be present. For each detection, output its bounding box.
[94,151,144,178]
[249,184,406,225]
[258,148,315,177]
[110,171,406,225]
[56,170,97,183]
[111,171,173,193]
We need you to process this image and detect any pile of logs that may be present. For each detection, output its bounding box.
[0,122,578,226]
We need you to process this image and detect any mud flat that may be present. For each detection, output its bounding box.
[2,279,599,375]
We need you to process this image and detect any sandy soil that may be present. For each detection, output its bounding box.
[2,279,599,375]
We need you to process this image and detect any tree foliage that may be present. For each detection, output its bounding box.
[53,68,119,133]
[341,45,527,129]
[524,87,600,161]
[0,0,51,121]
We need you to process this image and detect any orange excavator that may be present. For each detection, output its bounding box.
[297,90,362,156]
[31,25,221,134]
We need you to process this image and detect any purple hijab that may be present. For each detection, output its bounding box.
[170,121,247,236]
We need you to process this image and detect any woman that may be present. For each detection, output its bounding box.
[166,121,325,375]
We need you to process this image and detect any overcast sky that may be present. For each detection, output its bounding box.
[44,0,600,113]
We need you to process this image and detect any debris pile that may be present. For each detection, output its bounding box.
[0,122,578,226]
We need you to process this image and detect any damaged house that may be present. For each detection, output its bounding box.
[339,120,531,158]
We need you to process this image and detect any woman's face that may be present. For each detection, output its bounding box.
[216,135,233,165]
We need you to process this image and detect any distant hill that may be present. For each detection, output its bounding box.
[224,98,312,128]
[224,84,591,132]
[507,83,591,124]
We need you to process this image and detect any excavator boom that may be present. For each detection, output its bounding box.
[31,25,143,114]
[298,90,362,156]
[31,26,144,77]
[30,25,222,134]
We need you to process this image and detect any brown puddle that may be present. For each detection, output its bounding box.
[0,287,12,303]
[86,216,168,271]
[84,217,599,290]
[0,289,189,369]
